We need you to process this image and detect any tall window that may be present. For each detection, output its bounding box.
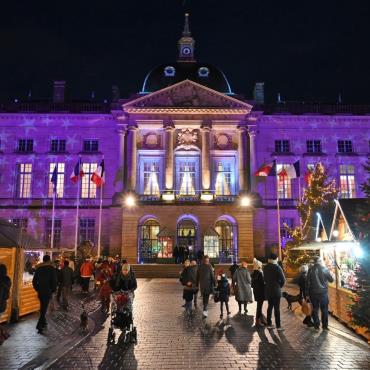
[48,163,65,198]
[83,139,99,152]
[45,219,62,248]
[81,163,97,198]
[306,140,322,153]
[140,219,160,262]
[12,218,28,231]
[50,139,66,153]
[277,164,292,198]
[143,161,160,195]
[215,220,234,261]
[214,162,232,196]
[16,163,32,198]
[338,140,353,153]
[339,165,356,198]
[281,218,294,247]
[275,140,290,153]
[79,218,95,243]
[179,161,196,195]
[17,139,33,153]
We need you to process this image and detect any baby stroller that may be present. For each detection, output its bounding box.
[107,290,137,345]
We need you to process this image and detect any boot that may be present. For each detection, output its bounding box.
[255,318,264,327]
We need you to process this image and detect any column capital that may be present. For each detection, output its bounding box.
[163,119,175,129]
[127,124,138,131]
[237,125,248,133]
[247,125,258,137]
[116,124,126,135]
[200,125,211,132]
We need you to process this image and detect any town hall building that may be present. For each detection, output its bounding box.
[0,15,369,263]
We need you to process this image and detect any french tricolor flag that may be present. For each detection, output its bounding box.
[91,160,105,187]
[255,160,277,177]
[70,159,84,184]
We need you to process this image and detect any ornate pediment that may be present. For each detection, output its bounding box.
[123,80,252,114]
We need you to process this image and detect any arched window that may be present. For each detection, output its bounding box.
[139,219,160,263]
[215,220,234,262]
[177,219,197,254]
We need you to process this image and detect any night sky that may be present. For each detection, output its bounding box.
[1,1,370,104]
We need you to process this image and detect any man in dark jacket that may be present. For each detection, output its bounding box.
[32,255,57,333]
[263,253,286,330]
[196,255,216,318]
[306,256,334,330]
[60,260,74,310]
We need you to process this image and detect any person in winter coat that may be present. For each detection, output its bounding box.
[0,263,11,345]
[233,261,253,314]
[229,262,238,281]
[263,253,286,330]
[111,264,137,292]
[298,264,314,327]
[306,256,334,330]
[54,260,62,303]
[60,260,74,310]
[196,255,216,318]
[190,259,199,308]
[80,258,94,293]
[32,255,58,333]
[217,272,231,318]
[251,258,266,327]
[180,263,195,314]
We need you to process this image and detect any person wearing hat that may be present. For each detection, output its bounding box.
[112,263,137,292]
[306,256,334,330]
[263,253,286,330]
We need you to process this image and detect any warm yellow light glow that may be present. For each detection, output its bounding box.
[162,193,175,201]
[240,196,251,207]
[201,193,213,201]
[332,230,339,238]
[125,194,136,207]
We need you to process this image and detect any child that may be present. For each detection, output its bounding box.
[217,272,231,318]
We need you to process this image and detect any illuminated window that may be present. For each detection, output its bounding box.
[177,219,197,252]
[215,162,232,195]
[275,140,290,153]
[81,163,97,198]
[48,163,65,198]
[337,140,353,153]
[140,219,160,262]
[79,218,95,244]
[45,219,61,248]
[143,162,160,195]
[277,163,292,199]
[339,165,356,198]
[179,163,196,195]
[17,139,33,152]
[215,220,234,261]
[16,163,32,198]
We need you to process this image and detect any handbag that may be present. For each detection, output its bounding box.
[213,290,220,303]
[301,299,313,316]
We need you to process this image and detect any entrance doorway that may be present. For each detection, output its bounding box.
[177,219,197,258]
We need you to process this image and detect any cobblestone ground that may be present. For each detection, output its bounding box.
[0,288,100,370]
[49,279,370,370]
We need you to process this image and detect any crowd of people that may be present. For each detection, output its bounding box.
[0,251,334,344]
[179,253,334,332]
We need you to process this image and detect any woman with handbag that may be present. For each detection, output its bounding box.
[298,264,314,327]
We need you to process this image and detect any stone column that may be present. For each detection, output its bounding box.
[164,124,174,190]
[201,125,211,190]
[238,125,248,193]
[116,125,126,192]
[127,124,138,192]
[248,126,257,192]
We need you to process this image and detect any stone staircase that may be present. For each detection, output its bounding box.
[130,264,233,278]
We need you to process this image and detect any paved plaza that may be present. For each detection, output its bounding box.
[1,279,370,370]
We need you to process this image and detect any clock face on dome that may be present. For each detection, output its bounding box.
[182,46,192,55]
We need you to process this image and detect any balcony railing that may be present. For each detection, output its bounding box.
[262,198,298,208]
[138,192,237,204]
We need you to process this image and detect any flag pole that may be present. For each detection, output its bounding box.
[275,165,282,261]
[74,158,81,259]
[97,162,104,258]
[51,190,56,251]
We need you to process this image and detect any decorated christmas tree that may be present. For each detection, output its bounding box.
[349,156,370,331]
[286,162,337,267]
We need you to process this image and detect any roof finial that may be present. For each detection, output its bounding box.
[183,13,191,37]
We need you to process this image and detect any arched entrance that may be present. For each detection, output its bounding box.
[177,218,198,258]
[215,216,237,263]
[138,218,160,263]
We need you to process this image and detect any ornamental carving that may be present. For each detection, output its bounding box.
[143,132,160,149]
[177,128,198,148]
[215,133,231,149]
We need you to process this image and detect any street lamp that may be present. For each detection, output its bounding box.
[125,194,136,207]
[240,195,251,207]
[332,230,339,238]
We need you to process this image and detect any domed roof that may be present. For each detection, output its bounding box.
[141,61,233,95]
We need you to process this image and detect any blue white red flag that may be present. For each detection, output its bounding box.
[70,159,84,184]
[50,165,58,193]
[91,160,105,187]
[255,160,277,176]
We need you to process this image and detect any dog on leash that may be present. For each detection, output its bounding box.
[80,303,89,333]
[282,292,302,310]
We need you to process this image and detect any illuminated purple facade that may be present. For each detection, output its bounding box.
[0,16,369,261]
